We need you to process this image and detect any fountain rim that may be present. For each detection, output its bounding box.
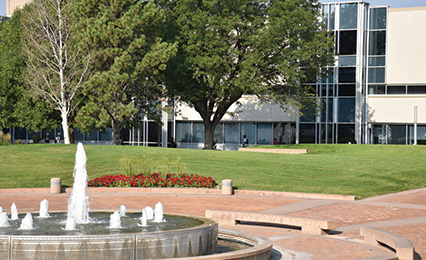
[0,211,217,237]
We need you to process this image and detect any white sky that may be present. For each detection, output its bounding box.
[1,0,426,16]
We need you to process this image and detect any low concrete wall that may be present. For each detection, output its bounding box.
[206,210,337,236]
[361,227,414,260]
[238,148,307,154]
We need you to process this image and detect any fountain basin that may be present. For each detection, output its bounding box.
[0,214,218,259]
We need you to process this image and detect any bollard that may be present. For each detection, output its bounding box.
[50,178,62,194]
[222,179,233,195]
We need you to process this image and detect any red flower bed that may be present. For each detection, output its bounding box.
[87,173,217,188]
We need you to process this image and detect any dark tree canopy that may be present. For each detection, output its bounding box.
[74,0,177,145]
[159,0,334,149]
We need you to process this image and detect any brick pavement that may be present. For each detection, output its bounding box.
[0,187,425,259]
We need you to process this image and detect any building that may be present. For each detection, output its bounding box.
[4,1,426,148]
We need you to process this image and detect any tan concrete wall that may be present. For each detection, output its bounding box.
[367,96,426,124]
[7,0,32,16]
[387,7,426,84]
[175,95,298,122]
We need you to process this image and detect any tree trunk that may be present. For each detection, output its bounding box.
[204,122,215,150]
[69,127,75,144]
[60,109,70,144]
[112,118,121,145]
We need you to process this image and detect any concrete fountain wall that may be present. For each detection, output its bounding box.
[0,215,218,260]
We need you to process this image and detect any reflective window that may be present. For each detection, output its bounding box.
[338,84,356,96]
[148,122,159,142]
[368,68,385,83]
[257,123,273,145]
[339,56,356,67]
[340,3,358,30]
[338,68,356,83]
[85,130,98,141]
[224,123,239,143]
[322,5,329,29]
[387,86,405,95]
[339,31,357,55]
[273,123,295,144]
[368,57,386,66]
[192,123,205,143]
[338,124,355,143]
[370,8,387,30]
[241,123,255,144]
[387,125,406,144]
[176,122,191,142]
[407,86,426,94]
[368,85,385,94]
[100,128,112,141]
[330,5,336,30]
[369,31,386,55]
[409,125,426,145]
[338,98,355,122]
[214,123,224,143]
[299,124,316,143]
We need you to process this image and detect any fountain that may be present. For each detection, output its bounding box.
[39,199,49,218]
[0,212,9,227]
[0,143,272,259]
[10,203,18,220]
[19,212,33,230]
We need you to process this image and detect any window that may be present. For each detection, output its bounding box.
[369,31,386,55]
[340,3,358,29]
[241,123,255,144]
[257,123,273,145]
[370,8,387,30]
[339,68,356,83]
[224,123,239,143]
[407,86,426,94]
[387,125,406,144]
[368,85,385,94]
[339,56,356,67]
[338,98,355,122]
[338,84,356,96]
[368,68,385,83]
[339,31,357,55]
[299,124,316,143]
[192,123,205,143]
[387,86,405,95]
[214,123,224,143]
[338,124,355,143]
[176,122,191,142]
[368,57,385,66]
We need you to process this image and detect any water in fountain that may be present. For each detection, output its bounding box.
[65,217,76,230]
[109,211,121,229]
[119,205,126,217]
[11,203,18,220]
[67,143,90,224]
[19,212,33,230]
[39,199,49,218]
[0,207,2,212]
[140,208,147,227]
[153,202,165,223]
[145,206,154,220]
[0,212,9,227]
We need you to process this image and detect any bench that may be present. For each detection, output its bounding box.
[361,227,415,260]
[205,210,336,235]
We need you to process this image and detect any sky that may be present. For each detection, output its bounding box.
[1,0,426,16]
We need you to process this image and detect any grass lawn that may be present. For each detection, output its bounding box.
[0,143,425,199]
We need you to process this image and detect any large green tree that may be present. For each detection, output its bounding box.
[159,0,334,149]
[0,10,59,134]
[75,0,177,145]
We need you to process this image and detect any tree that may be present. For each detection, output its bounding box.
[0,10,59,134]
[75,0,177,145]
[159,0,334,149]
[21,0,91,144]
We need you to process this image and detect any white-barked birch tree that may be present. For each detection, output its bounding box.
[21,0,91,144]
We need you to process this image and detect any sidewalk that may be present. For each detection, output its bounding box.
[0,187,425,259]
